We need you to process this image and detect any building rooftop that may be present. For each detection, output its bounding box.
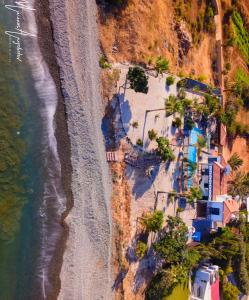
[223,199,239,225]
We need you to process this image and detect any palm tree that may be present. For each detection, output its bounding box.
[156,137,175,162]
[228,153,243,171]
[183,158,197,178]
[228,171,249,198]
[165,95,184,117]
[186,187,202,203]
[197,136,206,157]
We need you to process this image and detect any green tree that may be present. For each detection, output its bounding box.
[153,216,188,265]
[99,55,111,69]
[223,282,239,300]
[127,66,149,93]
[135,241,148,259]
[148,129,157,141]
[172,117,182,128]
[145,269,177,300]
[228,153,243,171]
[186,187,202,203]
[155,56,169,74]
[166,76,175,86]
[142,210,164,233]
[156,137,175,162]
[237,236,249,295]
[197,135,206,157]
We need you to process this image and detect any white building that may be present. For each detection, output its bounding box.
[191,265,220,300]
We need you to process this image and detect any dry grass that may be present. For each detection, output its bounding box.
[98,0,216,83]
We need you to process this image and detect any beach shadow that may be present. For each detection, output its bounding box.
[165,83,170,92]
[101,97,118,149]
[112,269,128,291]
[119,92,132,133]
[126,162,160,200]
[172,152,183,192]
[171,125,177,135]
[142,111,148,144]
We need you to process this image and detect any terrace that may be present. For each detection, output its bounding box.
[112,64,215,235]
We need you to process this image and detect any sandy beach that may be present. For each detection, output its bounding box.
[48,0,113,299]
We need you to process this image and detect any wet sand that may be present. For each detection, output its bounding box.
[34,0,73,299]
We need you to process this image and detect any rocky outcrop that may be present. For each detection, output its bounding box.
[175,21,192,66]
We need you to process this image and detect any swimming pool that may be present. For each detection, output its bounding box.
[190,127,203,145]
[188,127,203,187]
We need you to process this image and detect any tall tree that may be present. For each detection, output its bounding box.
[127,66,149,93]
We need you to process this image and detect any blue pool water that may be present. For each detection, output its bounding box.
[190,127,203,144]
[188,127,203,187]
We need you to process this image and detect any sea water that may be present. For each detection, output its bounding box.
[0,1,66,299]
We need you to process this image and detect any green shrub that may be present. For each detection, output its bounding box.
[142,210,164,233]
[204,5,215,33]
[197,74,207,82]
[148,129,157,141]
[135,241,148,259]
[99,55,111,69]
[166,76,175,86]
[136,138,143,147]
[223,282,240,300]
[177,79,186,89]
[155,56,169,74]
[225,62,231,71]
[132,121,138,128]
[127,66,149,93]
[176,207,185,214]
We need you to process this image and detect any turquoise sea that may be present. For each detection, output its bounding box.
[0,2,66,299]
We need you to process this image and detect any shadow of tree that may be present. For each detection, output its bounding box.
[133,246,157,294]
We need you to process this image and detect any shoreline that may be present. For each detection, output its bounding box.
[34,0,73,299]
[46,0,113,299]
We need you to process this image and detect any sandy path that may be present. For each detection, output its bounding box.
[49,0,113,299]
